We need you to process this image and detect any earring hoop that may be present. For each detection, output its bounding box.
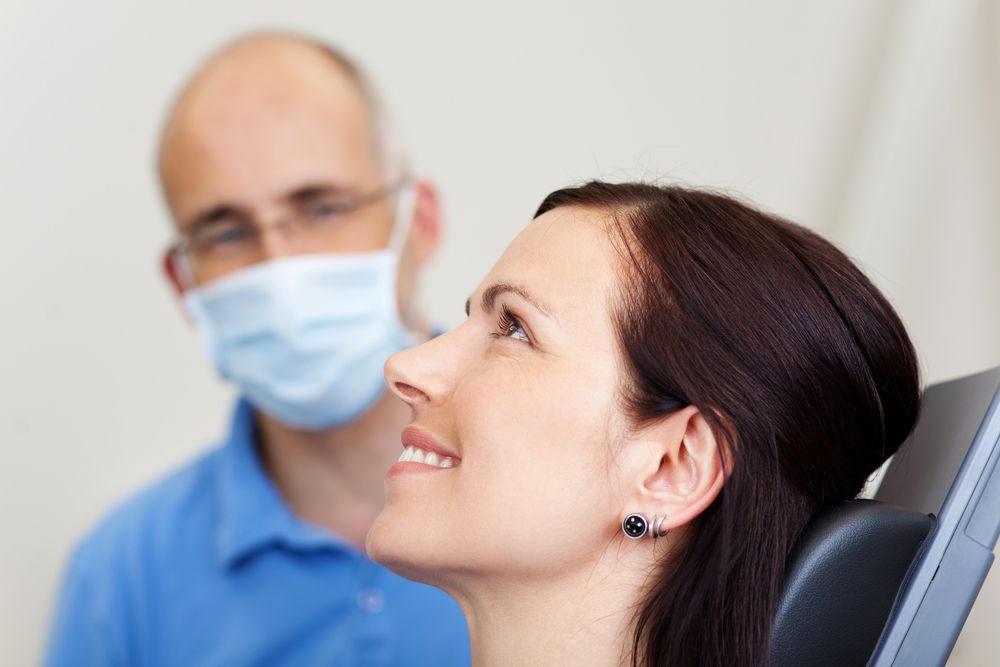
[652,514,668,538]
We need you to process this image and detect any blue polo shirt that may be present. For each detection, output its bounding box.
[43,399,470,667]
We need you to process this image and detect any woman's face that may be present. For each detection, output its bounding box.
[367,205,635,588]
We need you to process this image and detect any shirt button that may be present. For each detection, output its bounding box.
[356,587,386,614]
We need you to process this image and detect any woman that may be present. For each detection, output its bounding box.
[366,181,920,667]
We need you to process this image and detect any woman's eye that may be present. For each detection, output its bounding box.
[494,306,530,343]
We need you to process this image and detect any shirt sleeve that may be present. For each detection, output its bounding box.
[42,543,128,667]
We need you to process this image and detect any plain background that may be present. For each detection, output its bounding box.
[2,1,998,664]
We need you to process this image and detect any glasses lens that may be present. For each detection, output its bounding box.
[185,221,261,280]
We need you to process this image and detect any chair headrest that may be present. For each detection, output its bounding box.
[770,499,935,667]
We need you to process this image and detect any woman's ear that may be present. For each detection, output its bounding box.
[625,405,726,532]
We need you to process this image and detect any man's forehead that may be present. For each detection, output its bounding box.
[161,39,371,152]
[164,83,369,155]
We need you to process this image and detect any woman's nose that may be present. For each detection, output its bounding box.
[387,357,428,404]
[384,333,454,408]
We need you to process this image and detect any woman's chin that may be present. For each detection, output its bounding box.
[364,513,398,565]
[366,513,441,586]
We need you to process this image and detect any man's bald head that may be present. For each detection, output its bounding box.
[158,32,398,229]
[164,32,377,116]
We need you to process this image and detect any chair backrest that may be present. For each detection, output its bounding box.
[771,367,1000,667]
[769,500,934,667]
[870,367,1000,666]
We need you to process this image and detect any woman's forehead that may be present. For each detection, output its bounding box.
[503,207,616,273]
[483,206,621,317]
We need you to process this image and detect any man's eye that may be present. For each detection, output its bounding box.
[195,224,255,253]
[306,200,348,219]
[213,227,254,244]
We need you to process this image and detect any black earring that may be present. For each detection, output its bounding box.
[622,513,648,539]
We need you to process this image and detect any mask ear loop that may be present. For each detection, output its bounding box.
[387,180,417,256]
[384,180,422,338]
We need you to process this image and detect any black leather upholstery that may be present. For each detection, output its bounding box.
[770,499,935,667]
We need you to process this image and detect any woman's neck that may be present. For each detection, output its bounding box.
[457,552,654,667]
[255,390,411,548]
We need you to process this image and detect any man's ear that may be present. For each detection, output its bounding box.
[407,179,442,266]
[625,405,726,532]
[162,250,186,297]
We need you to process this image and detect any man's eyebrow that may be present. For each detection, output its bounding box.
[183,183,353,231]
[286,183,353,203]
[464,282,554,320]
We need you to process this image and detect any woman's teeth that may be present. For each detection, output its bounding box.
[398,446,457,469]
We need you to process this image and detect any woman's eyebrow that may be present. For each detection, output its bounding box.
[464,282,555,320]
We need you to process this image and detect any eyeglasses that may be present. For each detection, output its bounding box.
[168,180,406,285]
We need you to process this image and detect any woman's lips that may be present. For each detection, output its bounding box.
[387,426,461,478]
[401,426,461,460]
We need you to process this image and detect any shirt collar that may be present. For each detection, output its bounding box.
[214,398,355,569]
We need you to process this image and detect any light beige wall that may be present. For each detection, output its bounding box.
[0,1,996,665]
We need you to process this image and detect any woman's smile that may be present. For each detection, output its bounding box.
[387,425,462,477]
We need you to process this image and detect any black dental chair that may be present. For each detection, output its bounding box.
[770,500,934,666]
[770,366,1000,667]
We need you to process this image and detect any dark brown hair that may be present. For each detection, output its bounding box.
[534,182,921,667]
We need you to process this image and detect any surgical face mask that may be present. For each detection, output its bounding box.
[183,186,418,430]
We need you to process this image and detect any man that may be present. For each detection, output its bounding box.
[44,32,470,666]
